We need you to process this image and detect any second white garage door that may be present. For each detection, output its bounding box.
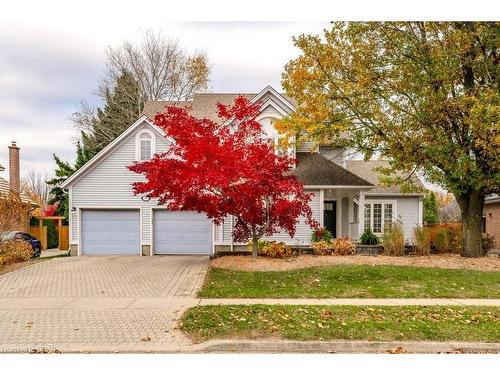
[153,210,212,254]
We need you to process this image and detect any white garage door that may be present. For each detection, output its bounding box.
[154,210,212,254]
[81,209,140,255]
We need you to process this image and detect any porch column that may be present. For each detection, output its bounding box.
[348,195,354,238]
[336,193,342,238]
[319,190,324,227]
[358,191,365,239]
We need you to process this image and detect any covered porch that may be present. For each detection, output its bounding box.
[319,188,370,241]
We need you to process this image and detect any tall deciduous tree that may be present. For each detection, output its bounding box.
[128,97,316,256]
[279,22,499,257]
[104,30,210,102]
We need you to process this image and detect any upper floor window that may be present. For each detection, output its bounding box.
[136,129,156,161]
[259,116,293,157]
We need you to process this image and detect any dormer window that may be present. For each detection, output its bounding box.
[136,129,156,161]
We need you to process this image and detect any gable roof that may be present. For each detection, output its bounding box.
[292,153,374,187]
[62,86,295,189]
[345,160,425,194]
[60,116,164,189]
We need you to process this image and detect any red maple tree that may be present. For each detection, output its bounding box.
[128,96,317,256]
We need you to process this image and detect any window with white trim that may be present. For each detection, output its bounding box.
[259,116,292,157]
[135,129,156,161]
[364,201,396,234]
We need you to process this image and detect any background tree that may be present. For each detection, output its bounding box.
[423,191,439,224]
[47,140,91,218]
[21,169,52,216]
[128,97,316,257]
[279,22,499,257]
[437,192,461,223]
[74,70,144,157]
[105,29,210,101]
[49,31,212,218]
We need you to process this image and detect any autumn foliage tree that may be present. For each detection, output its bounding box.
[279,22,499,257]
[128,97,316,256]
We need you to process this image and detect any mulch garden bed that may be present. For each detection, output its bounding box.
[211,253,500,272]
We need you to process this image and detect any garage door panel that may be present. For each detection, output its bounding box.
[81,209,140,255]
[154,210,212,254]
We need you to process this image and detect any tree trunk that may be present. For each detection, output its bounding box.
[456,190,485,257]
[251,234,259,258]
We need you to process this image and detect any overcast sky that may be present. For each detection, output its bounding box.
[0,18,329,178]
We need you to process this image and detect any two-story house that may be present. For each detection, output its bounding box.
[61,86,424,256]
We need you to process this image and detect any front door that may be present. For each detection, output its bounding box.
[324,201,337,238]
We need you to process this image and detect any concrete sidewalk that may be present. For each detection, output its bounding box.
[1,297,499,309]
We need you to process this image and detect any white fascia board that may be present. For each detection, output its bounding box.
[61,116,169,188]
[258,99,289,117]
[223,91,293,128]
[251,85,295,112]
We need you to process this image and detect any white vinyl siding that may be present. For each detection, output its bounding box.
[222,218,233,243]
[71,209,78,242]
[141,208,151,243]
[219,190,321,246]
[364,195,421,241]
[70,122,170,245]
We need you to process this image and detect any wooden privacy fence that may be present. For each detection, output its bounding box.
[29,216,69,250]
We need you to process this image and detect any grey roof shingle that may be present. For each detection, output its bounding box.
[345,160,425,194]
[0,176,35,204]
[142,93,256,122]
[292,153,373,187]
[142,92,296,123]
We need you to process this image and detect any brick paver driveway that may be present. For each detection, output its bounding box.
[0,256,209,353]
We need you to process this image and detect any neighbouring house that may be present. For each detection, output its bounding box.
[484,194,500,250]
[60,86,424,256]
[0,142,35,231]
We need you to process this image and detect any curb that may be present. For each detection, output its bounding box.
[3,340,498,354]
[188,339,500,354]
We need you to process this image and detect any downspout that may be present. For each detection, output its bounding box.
[230,215,234,252]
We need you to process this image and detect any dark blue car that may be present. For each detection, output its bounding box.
[0,231,42,258]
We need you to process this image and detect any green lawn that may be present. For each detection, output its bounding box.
[199,265,500,298]
[181,305,500,343]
